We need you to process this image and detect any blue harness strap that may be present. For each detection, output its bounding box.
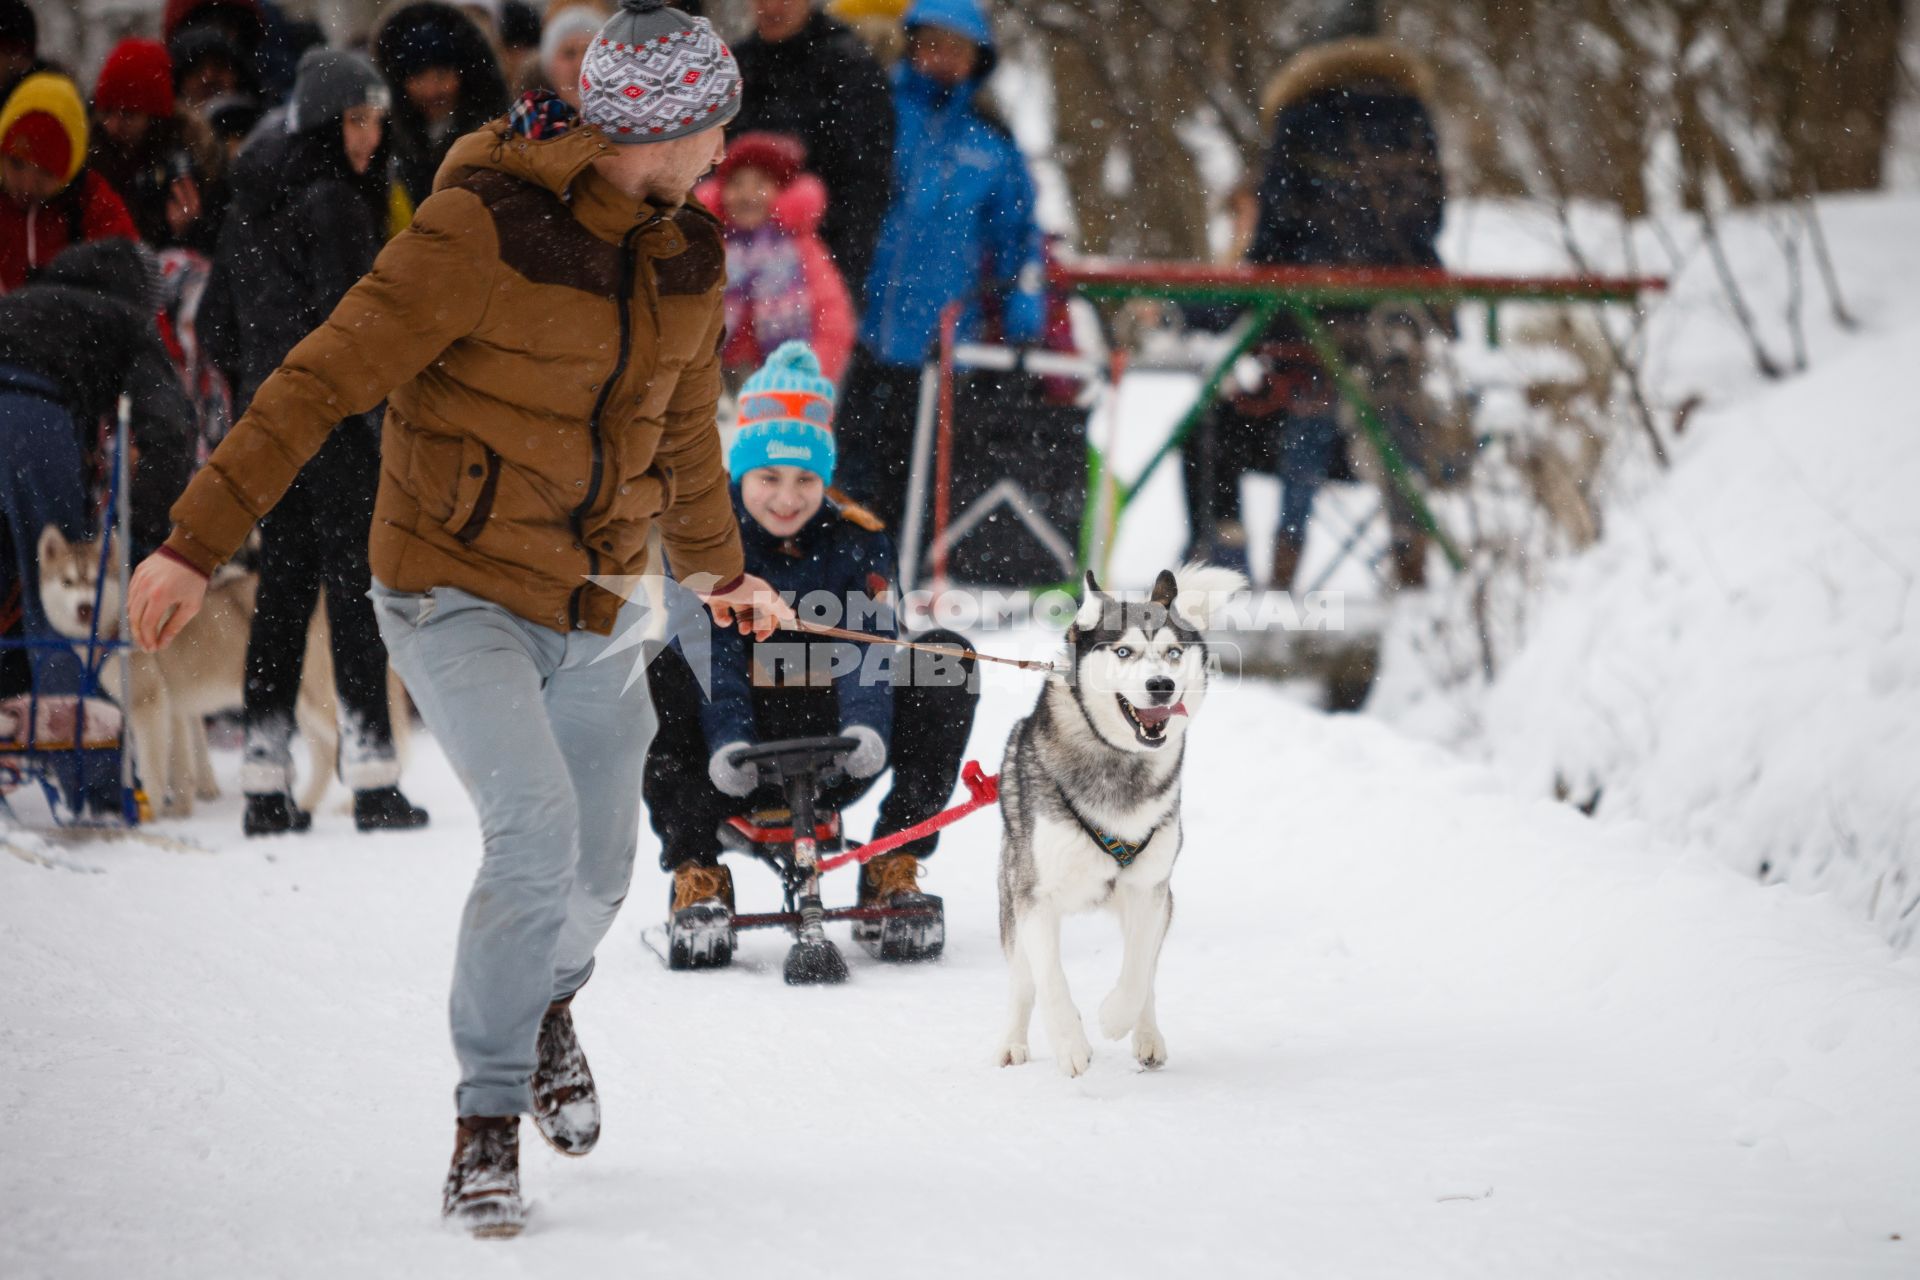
[1052,781,1158,869]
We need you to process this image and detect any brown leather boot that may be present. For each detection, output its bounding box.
[860,851,923,905]
[443,1115,524,1238]
[1270,539,1303,593]
[1390,532,1428,588]
[671,860,734,913]
[668,861,735,970]
[531,998,598,1157]
[854,852,945,962]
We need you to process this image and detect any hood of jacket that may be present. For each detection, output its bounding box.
[768,175,828,238]
[902,0,998,80]
[698,171,829,238]
[431,117,707,244]
[1260,36,1434,122]
[37,236,163,312]
[226,120,386,223]
[164,0,263,44]
[373,1,509,126]
[434,116,602,198]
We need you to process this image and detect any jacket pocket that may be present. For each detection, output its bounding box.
[614,463,672,519]
[445,438,503,545]
[588,464,672,567]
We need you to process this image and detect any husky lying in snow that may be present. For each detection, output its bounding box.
[996,563,1246,1076]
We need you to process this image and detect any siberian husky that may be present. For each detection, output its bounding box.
[36,525,405,818]
[996,563,1245,1076]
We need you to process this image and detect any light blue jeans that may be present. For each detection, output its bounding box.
[370,582,658,1117]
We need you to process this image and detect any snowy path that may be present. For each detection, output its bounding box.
[4,670,1918,1278]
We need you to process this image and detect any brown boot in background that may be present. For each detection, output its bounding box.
[443,1115,524,1238]
[1390,531,1429,588]
[1270,539,1303,593]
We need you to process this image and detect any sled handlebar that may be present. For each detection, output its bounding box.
[727,735,859,787]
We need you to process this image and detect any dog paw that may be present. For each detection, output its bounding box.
[1098,988,1139,1041]
[996,1041,1030,1068]
[1051,1027,1092,1078]
[1133,1024,1168,1070]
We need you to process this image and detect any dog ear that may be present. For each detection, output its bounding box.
[1075,569,1108,630]
[37,524,66,568]
[1149,569,1178,609]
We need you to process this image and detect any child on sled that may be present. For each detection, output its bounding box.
[643,341,980,960]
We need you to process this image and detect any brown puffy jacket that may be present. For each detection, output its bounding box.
[164,120,745,636]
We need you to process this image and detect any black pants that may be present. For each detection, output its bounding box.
[835,345,925,532]
[240,422,397,794]
[1183,400,1284,549]
[643,629,980,871]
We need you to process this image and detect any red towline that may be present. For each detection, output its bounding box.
[814,760,1001,875]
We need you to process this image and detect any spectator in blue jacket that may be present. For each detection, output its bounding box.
[644,341,980,948]
[835,0,1045,532]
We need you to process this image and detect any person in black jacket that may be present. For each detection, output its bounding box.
[731,0,895,302]
[1249,39,1442,271]
[0,238,195,564]
[89,38,229,256]
[1190,35,1446,592]
[0,238,195,743]
[372,1,510,208]
[0,0,38,100]
[204,48,428,837]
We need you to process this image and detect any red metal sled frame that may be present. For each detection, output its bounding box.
[731,903,938,932]
[1049,257,1669,577]
[718,760,998,930]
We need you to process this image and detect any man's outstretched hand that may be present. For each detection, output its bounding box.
[700,573,794,641]
[127,553,208,652]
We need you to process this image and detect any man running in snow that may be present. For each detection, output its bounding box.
[125,0,793,1238]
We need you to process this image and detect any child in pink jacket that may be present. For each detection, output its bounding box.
[696,131,855,384]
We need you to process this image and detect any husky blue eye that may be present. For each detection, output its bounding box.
[1165,646,1183,661]
[1113,646,1132,659]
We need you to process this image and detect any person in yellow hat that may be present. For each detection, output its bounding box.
[0,72,137,292]
[828,0,908,64]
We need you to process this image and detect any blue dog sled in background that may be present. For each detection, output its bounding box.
[0,397,142,838]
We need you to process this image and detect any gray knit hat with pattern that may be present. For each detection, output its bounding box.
[578,0,742,144]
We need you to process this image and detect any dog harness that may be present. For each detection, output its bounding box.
[1053,782,1159,868]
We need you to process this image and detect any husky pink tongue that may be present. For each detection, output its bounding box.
[1132,701,1187,727]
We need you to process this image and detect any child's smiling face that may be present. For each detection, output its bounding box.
[723,165,778,232]
[741,465,825,538]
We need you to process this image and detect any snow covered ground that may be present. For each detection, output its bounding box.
[7,169,1919,1276]
[1369,193,1920,947]
[6,646,1920,1275]
[1096,189,1920,950]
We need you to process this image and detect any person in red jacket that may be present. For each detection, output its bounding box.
[0,72,137,293]
[694,131,855,385]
